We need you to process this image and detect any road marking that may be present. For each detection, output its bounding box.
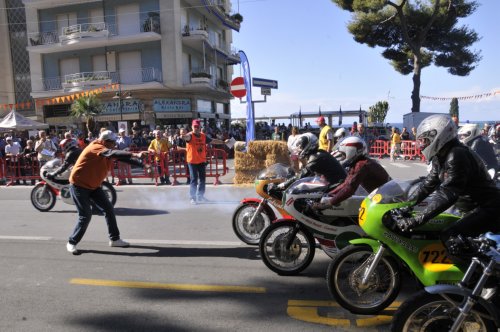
[388,163,411,168]
[127,239,245,246]
[0,235,52,241]
[287,300,400,327]
[70,278,266,294]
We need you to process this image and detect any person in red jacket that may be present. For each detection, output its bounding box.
[66,130,148,254]
[182,119,227,205]
[313,136,390,210]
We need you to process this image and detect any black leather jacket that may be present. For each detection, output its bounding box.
[52,147,82,177]
[468,136,499,172]
[282,149,347,188]
[409,139,500,222]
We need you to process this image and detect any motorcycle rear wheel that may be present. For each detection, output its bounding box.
[232,202,272,245]
[31,183,56,212]
[101,182,117,206]
[326,245,400,315]
[390,291,497,332]
[259,220,315,276]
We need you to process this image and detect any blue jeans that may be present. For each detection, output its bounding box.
[187,163,206,200]
[68,184,119,244]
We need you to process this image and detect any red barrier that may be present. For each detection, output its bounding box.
[206,147,228,185]
[170,148,189,185]
[2,155,41,186]
[369,140,389,158]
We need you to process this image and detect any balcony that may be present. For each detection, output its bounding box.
[181,27,240,65]
[60,22,110,45]
[33,67,163,98]
[27,18,161,54]
[61,71,112,89]
[183,70,231,98]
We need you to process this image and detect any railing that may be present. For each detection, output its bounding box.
[28,31,59,46]
[39,67,162,91]
[64,71,111,84]
[62,22,108,36]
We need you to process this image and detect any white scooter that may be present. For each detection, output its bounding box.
[30,158,117,212]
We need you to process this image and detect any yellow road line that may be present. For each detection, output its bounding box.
[287,306,351,327]
[288,300,340,307]
[70,278,266,294]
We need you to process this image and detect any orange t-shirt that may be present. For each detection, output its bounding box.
[70,141,113,189]
[186,132,207,164]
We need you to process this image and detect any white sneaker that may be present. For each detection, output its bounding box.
[190,198,197,205]
[66,242,78,254]
[109,239,130,247]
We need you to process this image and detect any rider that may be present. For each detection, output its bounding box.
[313,136,391,210]
[45,138,82,182]
[457,123,499,174]
[395,115,500,256]
[332,127,347,150]
[278,132,346,189]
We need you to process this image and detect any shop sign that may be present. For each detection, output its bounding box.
[101,99,143,115]
[153,98,191,112]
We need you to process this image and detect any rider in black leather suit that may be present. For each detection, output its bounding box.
[280,132,347,188]
[397,115,500,250]
[46,139,82,182]
[458,123,499,173]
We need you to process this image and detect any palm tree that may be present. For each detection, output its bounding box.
[70,95,103,134]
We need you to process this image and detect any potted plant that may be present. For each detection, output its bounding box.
[230,13,243,23]
[191,72,212,83]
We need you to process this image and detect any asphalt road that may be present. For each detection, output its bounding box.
[0,159,428,332]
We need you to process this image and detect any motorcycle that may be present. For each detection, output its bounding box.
[390,232,500,332]
[259,176,366,276]
[30,158,117,212]
[325,179,464,315]
[232,163,295,245]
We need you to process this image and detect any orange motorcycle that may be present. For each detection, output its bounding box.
[232,164,295,245]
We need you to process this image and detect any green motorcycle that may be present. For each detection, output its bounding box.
[326,179,464,315]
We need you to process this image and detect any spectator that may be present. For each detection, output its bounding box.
[411,127,418,140]
[287,126,301,173]
[400,127,410,140]
[350,121,358,135]
[131,131,148,150]
[116,128,133,185]
[35,130,57,167]
[271,126,283,141]
[5,136,23,184]
[87,132,95,144]
[316,116,334,153]
[390,127,402,161]
[148,130,171,185]
[22,139,37,185]
[353,123,369,146]
[182,119,227,205]
[65,130,148,255]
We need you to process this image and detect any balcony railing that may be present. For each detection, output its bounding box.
[39,67,162,92]
[60,22,110,44]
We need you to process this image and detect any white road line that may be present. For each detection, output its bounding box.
[0,235,53,241]
[388,163,411,168]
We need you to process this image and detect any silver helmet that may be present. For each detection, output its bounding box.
[457,123,480,145]
[417,115,457,161]
[295,132,318,159]
[333,136,367,166]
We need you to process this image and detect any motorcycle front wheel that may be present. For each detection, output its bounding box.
[259,220,315,276]
[31,183,56,212]
[101,182,117,206]
[390,291,497,332]
[232,202,272,245]
[326,245,400,315]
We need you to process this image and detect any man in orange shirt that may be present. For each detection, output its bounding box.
[66,130,148,254]
[182,119,227,205]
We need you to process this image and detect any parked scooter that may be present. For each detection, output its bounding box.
[326,179,464,315]
[232,163,295,245]
[31,158,117,212]
[259,176,366,276]
[390,232,500,332]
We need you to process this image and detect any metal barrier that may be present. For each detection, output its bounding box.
[2,155,41,186]
[369,140,389,158]
[369,139,425,161]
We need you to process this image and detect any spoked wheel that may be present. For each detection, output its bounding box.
[232,202,272,245]
[101,182,117,206]
[326,245,400,315]
[390,291,497,332]
[259,220,315,276]
[30,183,56,212]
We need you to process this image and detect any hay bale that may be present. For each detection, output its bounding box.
[265,155,291,168]
[234,151,266,171]
[233,170,260,184]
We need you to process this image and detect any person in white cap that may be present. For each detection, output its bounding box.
[66,130,148,255]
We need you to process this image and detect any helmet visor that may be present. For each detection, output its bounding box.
[417,129,437,150]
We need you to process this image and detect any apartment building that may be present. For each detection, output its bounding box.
[23,0,241,131]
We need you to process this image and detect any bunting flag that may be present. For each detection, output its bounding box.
[422,89,500,101]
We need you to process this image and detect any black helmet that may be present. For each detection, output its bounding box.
[296,133,318,159]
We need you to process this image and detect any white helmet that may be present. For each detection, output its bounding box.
[334,136,367,166]
[59,138,77,153]
[99,130,117,142]
[417,114,457,161]
[457,123,480,145]
[295,132,318,159]
[334,127,346,138]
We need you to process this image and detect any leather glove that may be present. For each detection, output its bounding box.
[45,172,56,180]
[312,196,332,210]
[276,182,285,190]
[396,215,424,232]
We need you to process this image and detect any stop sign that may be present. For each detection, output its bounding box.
[230,77,246,98]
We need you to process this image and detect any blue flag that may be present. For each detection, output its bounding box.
[339,106,343,126]
[239,51,254,146]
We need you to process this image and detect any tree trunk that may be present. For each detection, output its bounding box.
[411,54,421,112]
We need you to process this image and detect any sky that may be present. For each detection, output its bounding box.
[229,0,500,125]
